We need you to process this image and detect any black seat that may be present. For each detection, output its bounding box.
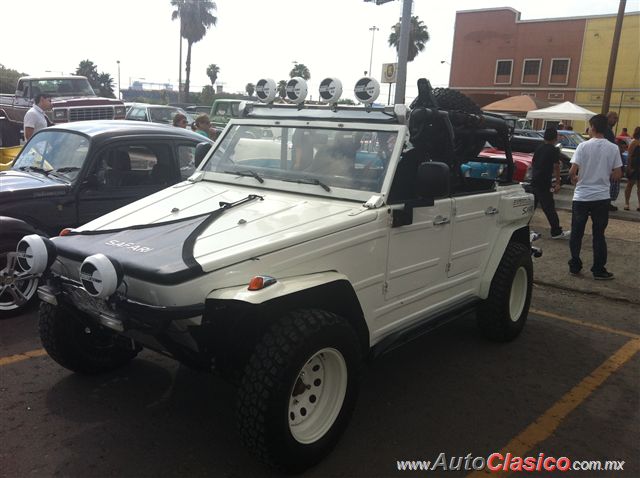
[105,150,132,187]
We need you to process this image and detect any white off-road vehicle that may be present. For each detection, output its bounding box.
[19,77,536,472]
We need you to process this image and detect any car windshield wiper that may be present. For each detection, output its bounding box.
[223,169,264,183]
[18,166,50,176]
[55,166,81,173]
[282,177,331,192]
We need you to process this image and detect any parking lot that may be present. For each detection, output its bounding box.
[1,270,638,477]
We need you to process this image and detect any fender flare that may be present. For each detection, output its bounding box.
[0,216,41,241]
[206,271,370,356]
[207,271,351,304]
[478,225,530,298]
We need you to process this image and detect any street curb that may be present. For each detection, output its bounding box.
[533,280,640,306]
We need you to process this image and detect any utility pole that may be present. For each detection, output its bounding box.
[368,26,379,78]
[178,20,183,103]
[394,0,412,105]
[116,60,121,100]
[602,0,626,114]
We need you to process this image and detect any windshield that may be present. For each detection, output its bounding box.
[558,132,585,148]
[201,125,398,193]
[12,130,90,181]
[149,107,185,124]
[30,78,96,97]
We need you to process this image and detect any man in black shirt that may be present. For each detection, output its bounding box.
[531,127,570,239]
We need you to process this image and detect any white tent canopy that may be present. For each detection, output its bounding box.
[526,101,598,121]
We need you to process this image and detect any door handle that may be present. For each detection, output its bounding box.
[433,215,450,225]
[485,207,499,215]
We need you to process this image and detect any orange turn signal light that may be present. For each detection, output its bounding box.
[248,275,277,291]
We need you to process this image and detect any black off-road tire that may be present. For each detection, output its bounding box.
[477,242,532,341]
[432,88,483,116]
[237,309,361,472]
[0,239,39,319]
[433,88,485,160]
[39,302,139,374]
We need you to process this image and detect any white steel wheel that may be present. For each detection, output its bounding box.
[509,266,528,322]
[289,347,348,444]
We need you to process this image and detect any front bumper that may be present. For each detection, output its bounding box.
[38,276,209,368]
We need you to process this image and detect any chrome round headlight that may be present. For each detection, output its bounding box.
[16,234,56,274]
[80,254,123,298]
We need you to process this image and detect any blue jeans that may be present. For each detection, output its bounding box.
[569,200,610,273]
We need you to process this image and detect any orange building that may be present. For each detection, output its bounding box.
[449,7,640,131]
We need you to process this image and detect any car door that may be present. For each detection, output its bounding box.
[76,140,177,225]
[447,190,501,278]
[374,151,454,329]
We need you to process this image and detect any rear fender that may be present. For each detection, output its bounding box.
[478,225,530,298]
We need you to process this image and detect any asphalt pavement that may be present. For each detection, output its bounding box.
[530,182,640,304]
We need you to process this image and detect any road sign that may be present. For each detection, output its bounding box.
[381,63,397,83]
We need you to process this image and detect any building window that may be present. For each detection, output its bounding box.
[549,58,570,85]
[495,59,513,85]
[548,92,565,101]
[521,92,537,97]
[522,59,542,85]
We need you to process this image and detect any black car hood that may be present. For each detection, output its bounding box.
[0,170,70,200]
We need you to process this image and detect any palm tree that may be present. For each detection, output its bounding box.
[75,60,99,83]
[245,83,255,97]
[206,64,219,86]
[95,72,115,98]
[171,0,217,99]
[289,63,310,80]
[277,80,287,98]
[388,16,430,62]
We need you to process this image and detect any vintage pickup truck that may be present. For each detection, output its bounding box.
[0,76,126,147]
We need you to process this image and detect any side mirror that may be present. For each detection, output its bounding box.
[194,142,212,168]
[392,161,450,227]
[416,161,450,199]
[15,90,24,98]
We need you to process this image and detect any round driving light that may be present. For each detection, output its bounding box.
[16,234,56,274]
[354,77,380,104]
[286,77,308,105]
[256,78,277,103]
[319,77,342,103]
[80,254,123,298]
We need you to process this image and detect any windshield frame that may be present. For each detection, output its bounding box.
[12,129,92,183]
[197,118,406,202]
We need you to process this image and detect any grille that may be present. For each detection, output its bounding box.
[69,107,115,122]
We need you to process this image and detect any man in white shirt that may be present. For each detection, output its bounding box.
[23,93,53,140]
[568,114,623,280]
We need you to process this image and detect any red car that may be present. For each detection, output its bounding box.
[477,147,533,182]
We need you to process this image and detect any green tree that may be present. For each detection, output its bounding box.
[75,60,115,97]
[289,63,310,80]
[245,83,255,97]
[201,85,215,105]
[95,72,116,98]
[75,59,99,83]
[0,64,27,94]
[388,16,430,62]
[206,64,220,86]
[277,80,287,98]
[171,0,217,98]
